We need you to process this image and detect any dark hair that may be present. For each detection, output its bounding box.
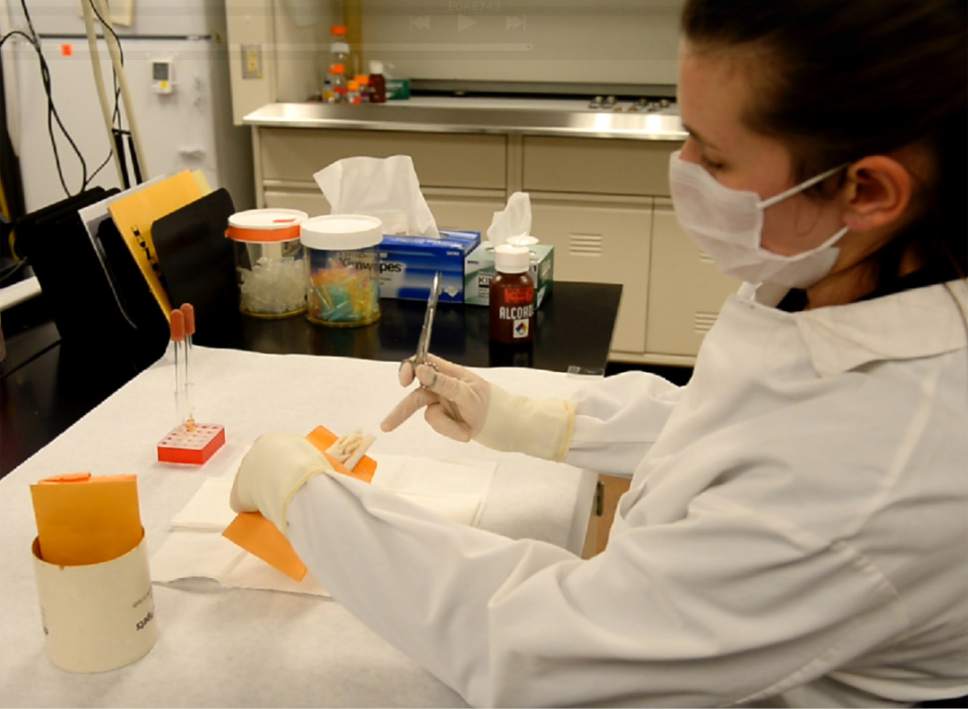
[681,0,968,290]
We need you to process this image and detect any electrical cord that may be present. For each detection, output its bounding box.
[0,0,126,199]
[85,0,125,132]
[12,0,88,194]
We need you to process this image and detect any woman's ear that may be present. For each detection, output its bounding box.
[841,155,914,232]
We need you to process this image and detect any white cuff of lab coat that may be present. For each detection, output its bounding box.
[474,385,576,461]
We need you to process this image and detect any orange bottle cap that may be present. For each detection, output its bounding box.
[170,309,185,342]
[347,80,359,91]
[329,63,345,75]
[354,74,369,85]
[330,24,347,37]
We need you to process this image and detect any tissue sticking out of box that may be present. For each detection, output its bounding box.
[487,191,533,247]
[313,155,440,238]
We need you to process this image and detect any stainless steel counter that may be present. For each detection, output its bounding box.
[243,100,686,141]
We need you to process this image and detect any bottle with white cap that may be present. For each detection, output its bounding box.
[490,244,535,345]
[300,214,383,327]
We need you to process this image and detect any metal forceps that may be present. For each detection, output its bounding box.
[407,271,442,385]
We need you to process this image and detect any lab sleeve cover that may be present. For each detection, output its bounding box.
[286,472,905,707]
[565,371,684,476]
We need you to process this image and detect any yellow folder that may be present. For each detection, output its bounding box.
[30,473,143,566]
[108,171,207,318]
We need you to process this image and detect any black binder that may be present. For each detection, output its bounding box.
[152,188,241,346]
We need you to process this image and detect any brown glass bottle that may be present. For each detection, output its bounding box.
[490,245,535,344]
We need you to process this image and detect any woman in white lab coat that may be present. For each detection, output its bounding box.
[231,1,968,705]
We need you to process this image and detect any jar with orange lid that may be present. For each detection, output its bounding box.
[225,208,308,318]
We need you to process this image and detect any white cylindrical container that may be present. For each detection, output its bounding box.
[301,214,383,328]
[31,533,158,673]
[226,208,308,318]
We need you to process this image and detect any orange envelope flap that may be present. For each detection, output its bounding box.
[30,472,142,566]
[306,426,377,483]
[222,512,307,582]
[107,171,206,318]
[221,427,377,581]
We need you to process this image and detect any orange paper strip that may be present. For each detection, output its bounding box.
[221,426,376,581]
[222,512,307,582]
[30,472,142,566]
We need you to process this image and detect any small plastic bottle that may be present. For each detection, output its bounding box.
[327,63,347,103]
[368,60,387,103]
[354,73,370,102]
[330,24,351,72]
[347,79,360,105]
[490,245,535,344]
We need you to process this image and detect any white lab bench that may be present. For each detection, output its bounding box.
[0,347,597,706]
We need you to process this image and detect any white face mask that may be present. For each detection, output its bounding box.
[668,150,849,289]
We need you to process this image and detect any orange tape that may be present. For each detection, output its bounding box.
[225,225,301,242]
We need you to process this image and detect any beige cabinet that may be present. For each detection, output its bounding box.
[646,199,740,356]
[531,196,652,354]
[263,188,328,215]
[252,126,737,365]
[260,128,506,189]
[523,136,676,197]
[423,189,508,235]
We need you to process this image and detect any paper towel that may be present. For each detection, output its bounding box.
[313,155,440,237]
[152,456,495,596]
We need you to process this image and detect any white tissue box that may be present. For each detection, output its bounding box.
[379,230,480,302]
[463,242,554,307]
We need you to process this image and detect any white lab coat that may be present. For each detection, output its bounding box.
[287,280,968,707]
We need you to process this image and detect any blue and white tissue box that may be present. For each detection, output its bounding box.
[379,230,481,302]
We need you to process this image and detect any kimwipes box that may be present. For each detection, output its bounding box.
[463,242,554,307]
[378,229,480,302]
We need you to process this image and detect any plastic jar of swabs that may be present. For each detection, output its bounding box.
[300,215,382,327]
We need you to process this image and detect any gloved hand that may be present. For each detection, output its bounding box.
[381,354,490,441]
[230,432,335,531]
[380,354,577,461]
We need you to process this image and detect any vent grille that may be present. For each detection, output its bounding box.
[693,311,718,334]
[569,233,604,257]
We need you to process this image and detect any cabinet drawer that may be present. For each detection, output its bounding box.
[646,199,740,356]
[263,188,329,214]
[523,137,680,197]
[531,198,652,354]
[260,128,507,189]
[424,190,507,235]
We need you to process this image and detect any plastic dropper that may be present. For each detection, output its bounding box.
[170,309,187,426]
[180,303,196,430]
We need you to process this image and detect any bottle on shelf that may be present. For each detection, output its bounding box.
[354,74,370,103]
[330,24,351,72]
[368,60,387,103]
[323,24,351,103]
[327,63,347,103]
[347,78,361,105]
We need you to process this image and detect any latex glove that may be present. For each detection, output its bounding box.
[381,354,490,442]
[381,354,577,461]
[230,432,335,531]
